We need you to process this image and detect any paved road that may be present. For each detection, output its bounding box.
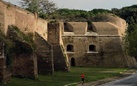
[100,73,137,86]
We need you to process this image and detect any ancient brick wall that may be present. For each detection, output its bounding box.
[5,3,16,33]
[52,45,69,71]
[96,36,129,67]
[92,22,119,36]
[48,23,60,45]
[12,54,38,79]
[35,33,54,75]
[0,0,136,72]
[15,9,36,33]
[0,58,11,84]
[36,19,48,40]
[66,22,87,34]
[0,42,11,84]
[62,35,130,67]
[0,1,48,40]
[0,1,6,32]
[48,23,69,71]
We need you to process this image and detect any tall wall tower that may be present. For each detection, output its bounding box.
[48,22,69,71]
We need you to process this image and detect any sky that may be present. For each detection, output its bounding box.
[3,0,137,11]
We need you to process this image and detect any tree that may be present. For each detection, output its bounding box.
[114,5,137,59]
[125,23,137,58]
[126,19,137,59]
[20,0,57,15]
[41,0,57,15]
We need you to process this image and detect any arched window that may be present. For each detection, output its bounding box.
[89,44,96,52]
[71,58,75,66]
[67,45,74,52]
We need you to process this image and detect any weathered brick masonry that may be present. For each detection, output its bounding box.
[0,0,137,84]
[0,42,11,84]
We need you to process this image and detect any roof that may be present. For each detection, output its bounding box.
[92,22,121,36]
[66,22,87,34]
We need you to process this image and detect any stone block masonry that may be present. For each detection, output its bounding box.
[48,23,69,71]
[35,32,54,75]
[0,58,11,84]
[0,42,11,84]
[12,54,38,79]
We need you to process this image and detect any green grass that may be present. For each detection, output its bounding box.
[3,67,128,86]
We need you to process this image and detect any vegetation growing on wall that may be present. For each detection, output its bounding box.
[0,25,36,66]
[8,25,36,54]
[0,29,14,66]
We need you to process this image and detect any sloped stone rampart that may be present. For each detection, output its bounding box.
[35,33,54,75]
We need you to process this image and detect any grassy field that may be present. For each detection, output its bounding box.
[3,67,128,86]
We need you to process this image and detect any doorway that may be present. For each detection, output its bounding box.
[71,58,75,66]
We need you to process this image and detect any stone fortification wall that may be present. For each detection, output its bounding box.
[0,1,6,32]
[62,36,129,67]
[95,13,127,33]
[94,36,127,67]
[62,20,135,67]
[12,54,38,79]
[92,22,119,36]
[7,26,38,79]
[48,23,60,45]
[15,9,36,33]
[35,33,54,75]
[105,14,127,31]
[0,58,11,84]
[5,3,16,34]
[0,1,47,40]
[66,22,87,34]
[0,0,135,74]
[48,23,69,71]
[36,19,47,40]
[0,42,11,84]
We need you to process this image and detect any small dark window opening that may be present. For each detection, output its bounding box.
[89,45,96,51]
[64,23,72,32]
[71,58,75,66]
[64,23,68,32]
[87,21,93,31]
[67,45,74,52]
[88,25,92,31]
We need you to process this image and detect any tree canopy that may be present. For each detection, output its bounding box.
[115,5,137,58]
[20,0,57,15]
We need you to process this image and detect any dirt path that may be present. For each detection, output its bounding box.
[76,69,137,86]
